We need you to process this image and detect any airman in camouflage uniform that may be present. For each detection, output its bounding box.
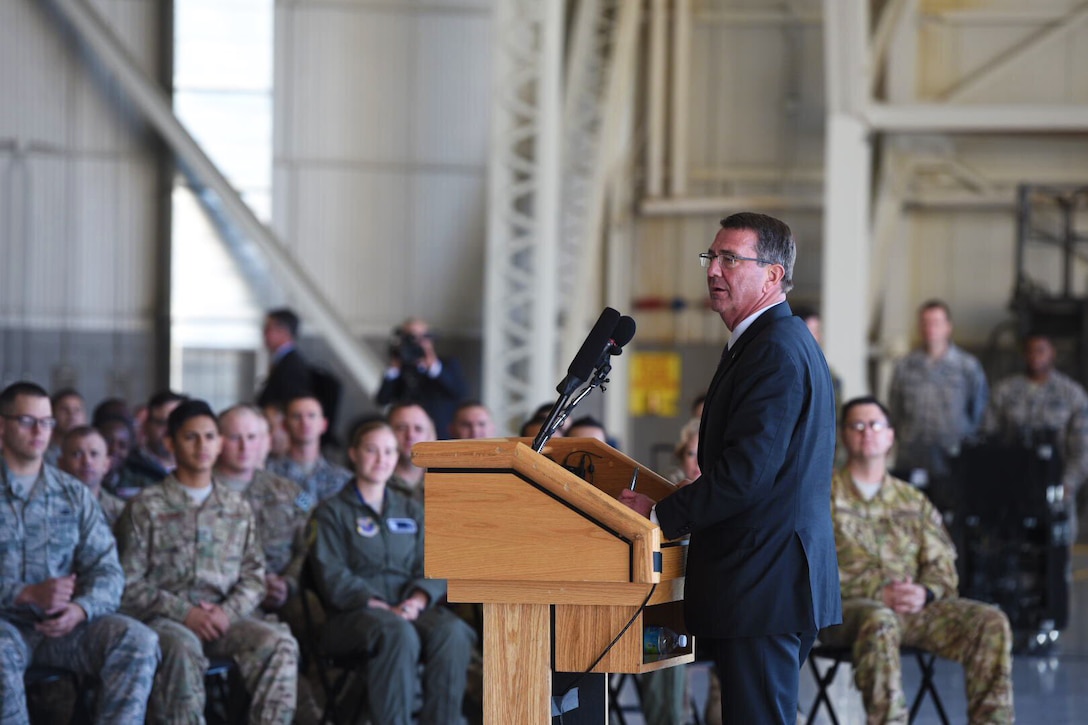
[0,382,158,723]
[266,396,351,503]
[984,333,1088,512]
[820,396,1013,725]
[117,400,298,724]
[888,300,988,479]
[59,425,128,526]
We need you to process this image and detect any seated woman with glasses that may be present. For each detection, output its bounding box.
[309,420,475,725]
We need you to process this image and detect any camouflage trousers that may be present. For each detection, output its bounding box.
[0,613,159,724]
[148,616,299,725]
[819,598,1014,724]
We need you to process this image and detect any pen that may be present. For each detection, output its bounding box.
[629,467,640,491]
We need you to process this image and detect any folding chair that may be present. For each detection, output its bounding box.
[205,657,247,725]
[299,560,371,725]
[805,644,950,725]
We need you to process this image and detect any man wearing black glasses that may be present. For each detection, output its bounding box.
[0,381,158,722]
[620,212,841,723]
[821,395,1013,724]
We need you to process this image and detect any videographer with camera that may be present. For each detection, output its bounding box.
[375,318,467,440]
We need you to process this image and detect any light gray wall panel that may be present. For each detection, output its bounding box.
[289,7,415,162]
[274,0,491,339]
[413,12,491,165]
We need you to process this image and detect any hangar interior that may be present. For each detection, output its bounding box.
[3,0,1088,721]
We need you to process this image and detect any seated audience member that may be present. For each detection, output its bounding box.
[640,416,705,725]
[0,382,158,723]
[670,418,701,487]
[566,416,608,443]
[215,405,313,613]
[45,388,86,466]
[91,397,132,428]
[266,395,351,503]
[96,414,135,495]
[689,393,706,421]
[59,426,126,526]
[519,412,549,439]
[115,400,299,723]
[115,390,187,499]
[820,396,1013,724]
[262,404,290,464]
[386,403,436,503]
[448,400,497,440]
[310,420,475,725]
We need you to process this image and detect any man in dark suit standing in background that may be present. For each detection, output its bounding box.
[620,212,841,723]
[257,308,312,410]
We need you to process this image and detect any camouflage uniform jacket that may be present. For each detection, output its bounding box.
[98,488,127,527]
[0,461,124,624]
[830,469,958,602]
[888,344,988,473]
[220,469,315,591]
[310,484,445,613]
[386,472,423,504]
[983,369,1088,492]
[116,475,265,624]
[266,454,351,504]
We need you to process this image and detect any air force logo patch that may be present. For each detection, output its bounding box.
[355,516,379,537]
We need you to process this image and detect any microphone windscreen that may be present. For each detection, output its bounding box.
[612,316,637,349]
[567,307,622,382]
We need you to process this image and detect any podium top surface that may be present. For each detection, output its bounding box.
[414,437,683,589]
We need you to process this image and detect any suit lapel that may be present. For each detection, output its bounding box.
[696,302,793,470]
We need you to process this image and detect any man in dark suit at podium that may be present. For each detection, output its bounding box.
[621,212,841,723]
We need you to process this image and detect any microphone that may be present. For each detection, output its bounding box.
[606,315,637,357]
[556,307,622,396]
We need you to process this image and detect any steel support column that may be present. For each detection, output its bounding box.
[482,0,564,432]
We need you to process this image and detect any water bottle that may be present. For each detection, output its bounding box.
[643,625,688,655]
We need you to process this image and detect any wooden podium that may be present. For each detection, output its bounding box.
[414,436,693,724]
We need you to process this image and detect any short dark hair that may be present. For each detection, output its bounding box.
[266,308,300,339]
[166,399,218,438]
[95,413,134,438]
[919,299,951,321]
[720,212,796,294]
[92,398,132,427]
[0,381,50,414]
[840,396,893,428]
[62,425,105,448]
[51,387,83,407]
[387,401,429,419]
[453,400,488,416]
[568,416,605,433]
[349,418,393,448]
[285,394,323,416]
[148,390,187,411]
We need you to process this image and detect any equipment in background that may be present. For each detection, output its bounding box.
[952,436,1070,652]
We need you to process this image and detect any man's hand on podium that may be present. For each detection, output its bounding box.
[618,489,655,518]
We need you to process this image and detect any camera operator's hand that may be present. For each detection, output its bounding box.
[418,335,438,373]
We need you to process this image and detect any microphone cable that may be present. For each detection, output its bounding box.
[555,583,658,723]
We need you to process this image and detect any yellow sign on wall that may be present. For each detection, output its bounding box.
[629,351,682,417]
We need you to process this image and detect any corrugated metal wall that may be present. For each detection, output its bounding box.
[0,0,164,403]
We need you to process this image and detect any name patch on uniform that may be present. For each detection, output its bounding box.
[386,518,418,534]
[356,516,379,538]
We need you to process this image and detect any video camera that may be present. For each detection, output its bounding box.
[389,327,426,367]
